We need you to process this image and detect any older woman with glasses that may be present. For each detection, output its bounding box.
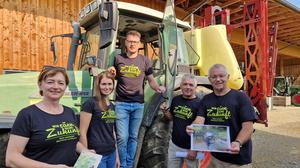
[6,66,87,168]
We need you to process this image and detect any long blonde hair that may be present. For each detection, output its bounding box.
[94,71,115,111]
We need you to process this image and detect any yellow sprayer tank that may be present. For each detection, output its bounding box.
[185,25,243,90]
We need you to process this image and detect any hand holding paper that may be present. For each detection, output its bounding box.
[74,151,102,168]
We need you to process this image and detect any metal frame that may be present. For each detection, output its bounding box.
[199,0,279,126]
[243,0,269,126]
[268,22,279,97]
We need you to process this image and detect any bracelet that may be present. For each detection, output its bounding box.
[233,140,242,148]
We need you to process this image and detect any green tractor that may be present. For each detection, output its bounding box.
[0,0,243,167]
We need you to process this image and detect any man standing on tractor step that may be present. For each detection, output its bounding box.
[108,30,165,168]
[187,64,257,168]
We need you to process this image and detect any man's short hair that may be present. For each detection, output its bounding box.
[181,73,197,86]
[126,30,141,39]
[208,64,228,77]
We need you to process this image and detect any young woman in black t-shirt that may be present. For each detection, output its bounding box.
[6,66,88,168]
[80,71,119,168]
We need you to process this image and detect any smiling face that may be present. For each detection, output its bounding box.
[99,76,114,96]
[180,78,197,99]
[39,72,67,101]
[125,34,140,55]
[208,66,229,93]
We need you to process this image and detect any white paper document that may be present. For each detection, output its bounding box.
[74,151,102,168]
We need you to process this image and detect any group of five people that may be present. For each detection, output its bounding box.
[5,30,257,168]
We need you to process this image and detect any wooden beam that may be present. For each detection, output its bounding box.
[230,7,243,15]
[268,6,281,13]
[273,0,300,17]
[181,0,212,21]
[269,10,289,17]
[275,18,300,27]
[278,26,300,34]
[268,5,287,15]
[268,5,281,10]
[269,0,280,7]
[229,28,300,59]
[185,0,210,13]
[175,0,187,6]
[276,42,300,59]
[183,0,189,9]
[231,14,243,22]
[280,38,300,45]
[283,36,300,42]
[269,14,295,23]
[221,0,240,8]
[278,30,300,38]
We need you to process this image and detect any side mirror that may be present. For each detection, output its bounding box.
[99,2,118,49]
[50,41,58,64]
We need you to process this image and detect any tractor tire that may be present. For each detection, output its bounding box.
[0,130,9,168]
[137,85,211,168]
[138,112,172,168]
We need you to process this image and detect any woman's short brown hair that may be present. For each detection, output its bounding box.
[38,66,69,96]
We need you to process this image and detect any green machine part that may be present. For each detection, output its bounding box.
[0,70,92,121]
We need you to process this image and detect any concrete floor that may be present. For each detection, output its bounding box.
[252,106,300,168]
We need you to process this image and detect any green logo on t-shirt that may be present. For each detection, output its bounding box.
[174,105,193,119]
[46,122,79,142]
[102,109,116,123]
[120,64,141,77]
[207,106,231,122]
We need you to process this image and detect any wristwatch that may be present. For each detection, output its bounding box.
[234,140,242,148]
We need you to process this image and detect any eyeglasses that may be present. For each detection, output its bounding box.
[125,40,140,45]
[42,65,66,72]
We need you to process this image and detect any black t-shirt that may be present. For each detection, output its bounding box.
[81,97,116,155]
[10,105,79,166]
[197,89,257,165]
[170,95,202,149]
[114,53,153,103]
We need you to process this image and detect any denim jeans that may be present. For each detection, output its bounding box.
[98,150,116,168]
[115,101,144,168]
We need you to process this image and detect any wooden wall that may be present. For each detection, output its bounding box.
[0,0,196,74]
[279,56,300,78]
[0,0,92,74]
